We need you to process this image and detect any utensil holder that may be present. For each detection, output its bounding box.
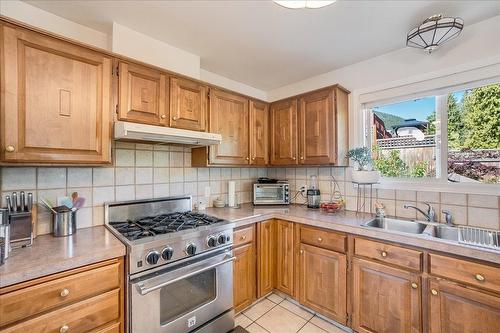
[53,210,77,237]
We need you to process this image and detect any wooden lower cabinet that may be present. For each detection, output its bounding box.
[233,241,256,313]
[257,220,275,298]
[299,243,347,325]
[0,258,124,333]
[276,220,294,296]
[429,278,500,333]
[352,258,422,333]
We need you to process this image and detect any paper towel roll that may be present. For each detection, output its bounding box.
[228,181,236,207]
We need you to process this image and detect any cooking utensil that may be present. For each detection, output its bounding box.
[60,197,74,209]
[20,191,26,212]
[6,196,12,213]
[71,192,78,203]
[39,198,57,214]
[72,197,85,210]
[27,193,33,212]
[11,192,18,212]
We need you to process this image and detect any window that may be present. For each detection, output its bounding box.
[365,82,499,185]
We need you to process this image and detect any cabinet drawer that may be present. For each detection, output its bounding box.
[1,289,120,333]
[300,225,346,253]
[95,322,120,333]
[354,238,422,271]
[429,253,500,293]
[0,261,120,326]
[234,225,254,247]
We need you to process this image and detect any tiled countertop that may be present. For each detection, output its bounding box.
[206,204,500,265]
[0,226,126,288]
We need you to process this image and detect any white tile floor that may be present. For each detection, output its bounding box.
[235,293,348,333]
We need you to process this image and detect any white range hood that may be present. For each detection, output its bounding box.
[114,121,222,147]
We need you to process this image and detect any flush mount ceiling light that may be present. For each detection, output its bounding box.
[274,1,336,9]
[407,14,464,54]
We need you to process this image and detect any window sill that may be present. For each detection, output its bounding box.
[370,178,500,196]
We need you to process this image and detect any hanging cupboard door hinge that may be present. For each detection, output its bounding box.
[115,104,118,114]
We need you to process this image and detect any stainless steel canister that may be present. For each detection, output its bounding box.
[0,208,10,262]
[53,210,77,237]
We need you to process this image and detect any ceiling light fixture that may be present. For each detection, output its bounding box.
[407,14,464,54]
[274,1,336,9]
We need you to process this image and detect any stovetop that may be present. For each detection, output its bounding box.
[109,211,226,241]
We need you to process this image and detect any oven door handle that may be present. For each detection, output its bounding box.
[137,255,236,295]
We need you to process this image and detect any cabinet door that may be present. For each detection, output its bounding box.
[270,99,298,165]
[233,243,256,313]
[1,25,111,164]
[257,220,275,298]
[352,258,422,333]
[276,220,294,296]
[299,88,335,164]
[429,279,500,333]
[118,61,167,126]
[249,100,269,165]
[169,77,207,131]
[299,243,347,324]
[208,89,249,165]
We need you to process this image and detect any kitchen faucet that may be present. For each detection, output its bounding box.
[404,202,437,222]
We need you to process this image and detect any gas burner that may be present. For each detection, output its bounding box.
[109,211,226,241]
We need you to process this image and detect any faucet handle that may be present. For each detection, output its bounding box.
[424,202,437,221]
[442,209,454,226]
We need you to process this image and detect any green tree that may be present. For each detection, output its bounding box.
[447,94,465,149]
[426,111,436,135]
[463,84,500,148]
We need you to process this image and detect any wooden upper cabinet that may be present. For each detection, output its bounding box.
[1,25,112,164]
[352,258,422,333]
[299,88,335,164]
[208,89,249,165]
[249,100,269,165]
[299,243,347,324]
[276,220,294,296]
[429,278,500,333]
[257,220,275,298]
[169,77,208,131]
[118,61,168,126]
[270,99,298,165]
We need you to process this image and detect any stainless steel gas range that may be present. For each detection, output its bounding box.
[105,196,235,333]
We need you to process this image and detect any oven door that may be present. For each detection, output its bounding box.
[130,250,235,333]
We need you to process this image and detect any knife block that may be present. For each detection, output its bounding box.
[9,211,33,248]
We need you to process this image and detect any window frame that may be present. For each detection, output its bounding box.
[359,75,500,196]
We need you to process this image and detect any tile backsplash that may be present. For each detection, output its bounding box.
[1,143,499,235]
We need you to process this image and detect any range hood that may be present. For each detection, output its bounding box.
[114,121,222,146]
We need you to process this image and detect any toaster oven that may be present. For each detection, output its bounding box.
[253,183,290,205]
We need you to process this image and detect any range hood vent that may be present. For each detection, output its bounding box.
[114,121,222,147]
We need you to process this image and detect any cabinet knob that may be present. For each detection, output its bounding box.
[431,289,438,296]
[172,116,178,120]
[292,157,296,160]
[381,251,388,257]
[240,235,246,240]
[60,325,69,333]
[317,237,323,243]
[300,249,304,255]
[160,114,166,119]
[475,274,485,282]
[252,157,256,161]
[300,156,304,160]
[411,283,418,289]
[246,157,250,161]
[5,145,15,152]
[60,288,70,297]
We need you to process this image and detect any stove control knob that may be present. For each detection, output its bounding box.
[217,233,227,245]
[186,243,197,256]
[146,250,160,265]
[207,236,217,248]
[161,247,174,260]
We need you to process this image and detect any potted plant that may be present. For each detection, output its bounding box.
[347,147,380,183]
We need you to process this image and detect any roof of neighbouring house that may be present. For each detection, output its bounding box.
[392,119,428,131]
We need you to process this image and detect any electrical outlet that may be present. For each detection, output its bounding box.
[299,185,307,194]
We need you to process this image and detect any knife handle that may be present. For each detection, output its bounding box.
[27,193,33,212]
[11,193,17,212]
[20,191,26,212]
[6,195,12,213]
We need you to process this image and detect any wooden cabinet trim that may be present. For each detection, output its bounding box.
[249,100,269,165]
[276,220,294,296]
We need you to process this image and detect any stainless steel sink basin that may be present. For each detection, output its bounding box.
[363,218,427,234]
[429,225,459,241]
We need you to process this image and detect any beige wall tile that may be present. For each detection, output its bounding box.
[153,151,169,167]
[1,167,37,190]
[115,149,135,166]
[198,168,210,181]
[170,168,184,182]
[135,184,153,199]
[395,201,417,219]
[396,190,416,202]
[377,189,395,200]
[184,168,197,182]
[417,191,440,204]
[468,207,499,230]
[92,206,104,226]
[468,194,499,209]
[441,192,467,206]
[376,199,396,217]
[66,187,92,207]
[116,168,135,185]
[153,184,169,198]
[135,143,153,150]
[135,150,153,167]
[135,168,153,184]
[76,207,93,229]
[93,168,114,187]
[67,168,92,187]
[169,151,184,167]
[37,168,66,189]
[116,185,135,201]
[92,187,114,205]
[169,183,184,196]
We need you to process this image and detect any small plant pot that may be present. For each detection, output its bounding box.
[352,170,380,184]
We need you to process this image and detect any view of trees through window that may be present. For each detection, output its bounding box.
[368,82,500,184]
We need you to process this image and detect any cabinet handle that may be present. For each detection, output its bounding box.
[475,274,485,282]
[317,237,323,243]
[300,249,304,255]
[300,156,304,160]
[431,289,438,296]
[246,157,250,161]
[5,145,15,152]
[240,235,246,240]
[411,283,418,289]
[60,288,70,297]
[60,325,69,333]
[381,251,388,257]
[252,157,256,161]
[172,116,178,120]
[160,115,166,119]
[292,157,296,160]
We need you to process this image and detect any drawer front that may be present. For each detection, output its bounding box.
[0,262,120,326]
[300,225,346,253]
[1,289,120,333]
[354,238,422,271]
[234,225,254,247]
[429,253,500,293]
[95,322,121,333]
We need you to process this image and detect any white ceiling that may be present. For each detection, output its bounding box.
[24,1,500,90]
